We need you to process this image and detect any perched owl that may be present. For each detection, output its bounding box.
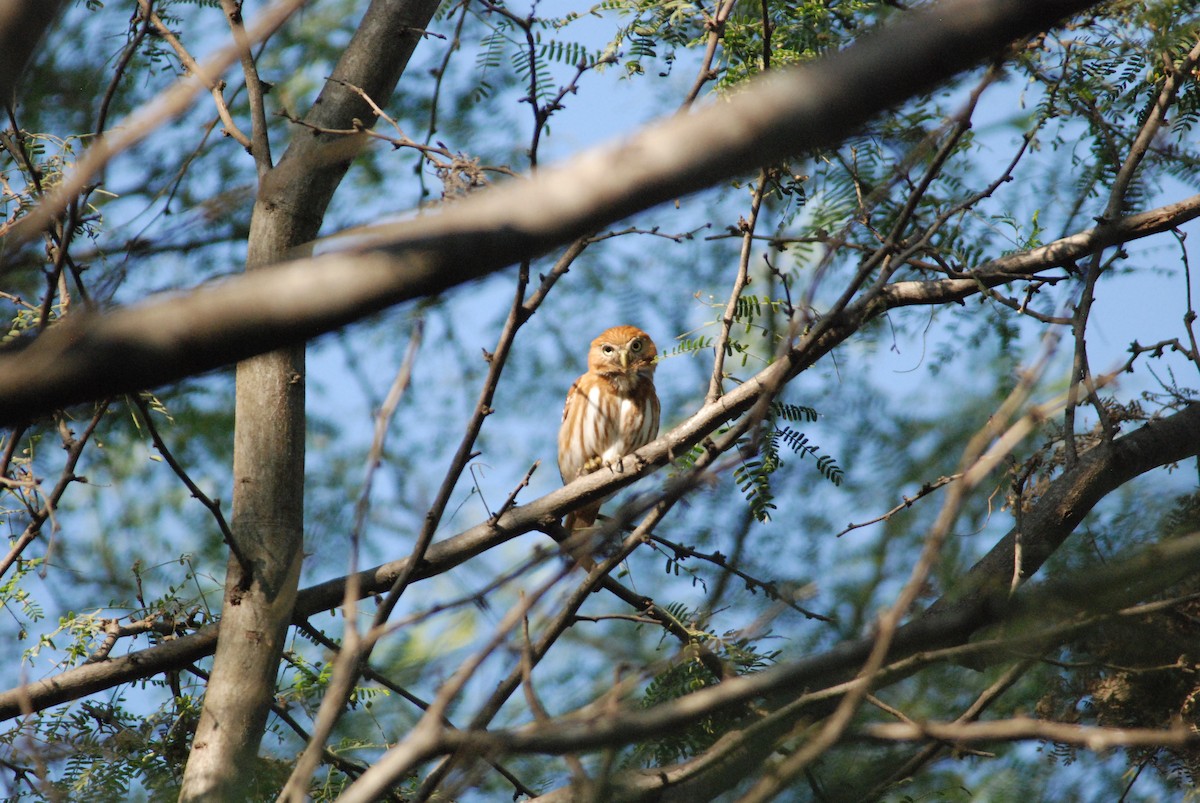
[558,325,660,533]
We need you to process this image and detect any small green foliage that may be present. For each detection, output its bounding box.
[632,606,778,766]
[279,647,391,717]
[0,690,200,801]
[0,557,44,640]
[734,453,778,522]
[775,427,844,486]
[597,0,704,78]
[733,294,790,329]
[660,334,714,359]
[733,404,843,522]
[770,401,819,423]
[718,1,895,89]
[476,11,609,108]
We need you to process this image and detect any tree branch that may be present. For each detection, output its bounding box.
[862,717,1199,750]
[3,0,304,249]
[1,392,1195,724]
[0,0,1106,424]
[0,0,65,107]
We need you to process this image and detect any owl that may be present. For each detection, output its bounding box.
[558,325,661,533]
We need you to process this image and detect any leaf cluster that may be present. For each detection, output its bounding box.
[631,603,779,766]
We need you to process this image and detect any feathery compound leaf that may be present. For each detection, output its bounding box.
[734,458,777,522]
[777,427,844,485]
[733,294,789,324]
[663,335,715,358]
[770,401,819,423]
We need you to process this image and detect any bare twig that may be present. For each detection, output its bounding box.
[649,533,833,622]
[707,170,770,404]
[490,460,539,526]
[137,0,253,150]
[132,394,249,574]
[4,0,304,249]
[682,0,738,108]
[278,319,422,801]
[0,402,110,581]
[836,474,961,537]
[219,0,274,169]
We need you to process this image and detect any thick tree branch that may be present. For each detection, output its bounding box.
[0,1,65,106]
[2,391,1195,723]
[920,403,1200,630]
[0,0,1104,425]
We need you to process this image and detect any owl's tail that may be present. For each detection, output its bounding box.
[563,503,600,533]
[559,504,602,570]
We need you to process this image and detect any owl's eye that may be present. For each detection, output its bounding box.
[630,340,643,352]
[602,345,615,355]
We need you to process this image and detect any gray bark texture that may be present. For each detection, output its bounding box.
[177,0,442,798]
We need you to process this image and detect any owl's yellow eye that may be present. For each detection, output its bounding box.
[602,345,615,355]
[630,340,643,352]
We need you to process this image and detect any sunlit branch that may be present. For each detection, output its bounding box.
[859,661,1032,797]
[707,169,769,404]
[0,0,1106,424]
[862,716,1200,750]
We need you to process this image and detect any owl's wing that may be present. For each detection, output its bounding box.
[645,390,661,444]
[558,377,587,483]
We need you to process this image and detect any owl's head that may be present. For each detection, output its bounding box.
[587,325,658,382]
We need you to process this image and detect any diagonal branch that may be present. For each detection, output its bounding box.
[1,391,1195,723]
[863,717,1200,750]
[0,1,65,106]
[0,0,1106,424]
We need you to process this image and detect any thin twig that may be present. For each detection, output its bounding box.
[137,0,253,150]
[0,402,110,581]
[4,0,305,250]
[835,474,961,537]
[681,0,738,108]
[219,0,274,169]
[279,319,423,801]
[132,394,250,574]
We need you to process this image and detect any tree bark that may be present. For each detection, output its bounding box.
[178,0,441,798]
[0,0,64,107]
[0,0,1146,425]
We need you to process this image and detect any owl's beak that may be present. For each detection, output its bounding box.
[620,349,630,370]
